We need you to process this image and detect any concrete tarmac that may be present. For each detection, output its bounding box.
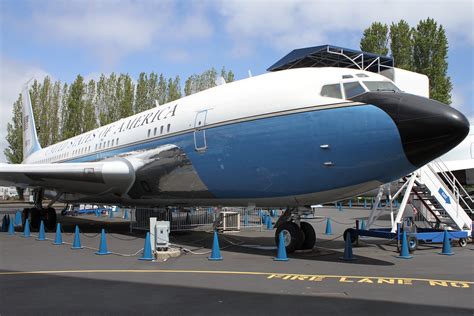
[0,206,473,315]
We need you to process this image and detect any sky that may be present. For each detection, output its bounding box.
[0,0,473,162]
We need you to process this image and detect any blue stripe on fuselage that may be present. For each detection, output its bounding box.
[68,105,415,199]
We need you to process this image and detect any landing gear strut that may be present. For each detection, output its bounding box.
[274,207,316,253]
[22,190,57,231]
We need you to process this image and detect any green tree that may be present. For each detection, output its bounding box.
[63,75,85,138]
[220,66,235,83]
[157,73,167,105]
[184,74,199,96]
[38,76,52,146]
[146,72,158,107]
[390,20,413,70]
[167,76,182,102]
[83,79,97,132]
[184,67,227,96]
[4,94,23,164]
[360,22,389,55]
[96,75,107,126]
[413,18,452,104]
[49,81,61,144]
[59,83,69,140]
[97,73,118,125]
[29,80,42,142]
[135,72,148,112]
[117,74,134,118]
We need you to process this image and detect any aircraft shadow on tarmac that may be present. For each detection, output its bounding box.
[0,270,471,315]
[12,214,398,266]
[170,231,396,266]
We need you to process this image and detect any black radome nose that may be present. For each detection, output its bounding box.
[352,92,470,167]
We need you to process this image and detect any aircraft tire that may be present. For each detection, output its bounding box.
[30,208,40,230]
[275,222,304,254]
[299,222,316,250]
[44,208,57,231]
[21,208,30,228]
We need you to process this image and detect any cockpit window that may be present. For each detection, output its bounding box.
[342,75,353,79]
[363,81,400,92]
[356,73,369,78]
[321,84,342,99]
[343,82,365,98]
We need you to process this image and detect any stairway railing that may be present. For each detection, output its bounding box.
[429,160,473,215]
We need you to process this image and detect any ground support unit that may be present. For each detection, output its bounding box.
[344,222,470,253]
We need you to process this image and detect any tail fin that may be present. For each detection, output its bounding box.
[22,83,41,161]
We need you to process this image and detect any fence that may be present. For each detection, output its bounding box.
[130,207,284,232]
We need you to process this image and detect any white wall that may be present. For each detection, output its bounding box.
[381,68,429,98]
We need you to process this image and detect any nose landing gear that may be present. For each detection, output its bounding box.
[274,208,316,253]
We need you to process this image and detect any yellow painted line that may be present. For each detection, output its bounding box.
[0,270,267,276]
[0,269,472,285]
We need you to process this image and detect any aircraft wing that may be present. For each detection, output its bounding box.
[0,144,206,200]
[0,160,135,196]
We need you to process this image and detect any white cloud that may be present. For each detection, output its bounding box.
[0,56,49,162]
[451,82,474,123]
[218,0,474,54]
[28,0,213,68]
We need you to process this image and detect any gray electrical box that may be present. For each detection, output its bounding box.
[150,218,170,251]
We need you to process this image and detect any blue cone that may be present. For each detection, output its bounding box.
[109,209,114,218]
[15,211,21,226]
[71,225,83,249]
[324,218,332,235]
[95,210,100,217]
[439,229,453,256]
[36,220,46,241]
[360,219,366,230]
[208,231,223,261]
[349,200,352,208]
[338,203,343,212]
[397,231,412,259]
[23,219,31,238]
[123,210,129,220]
[8,218,15,235]
[340,231,356,261]
[96,229,111,255]
[266,216,273,230]
[139,232,154,261]
[53,223,63,245]
[274,231,289,261]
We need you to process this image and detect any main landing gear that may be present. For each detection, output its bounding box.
[21,190,57,231]
[274,208,316,253]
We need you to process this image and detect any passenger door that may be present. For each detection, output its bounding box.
[194,110,208,152]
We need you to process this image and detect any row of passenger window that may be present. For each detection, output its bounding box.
[147,124,171,138]
[38,151,71,164]
[95,138,120,151]
[37,138,121,164]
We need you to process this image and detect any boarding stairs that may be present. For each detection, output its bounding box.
[366,159,472,236]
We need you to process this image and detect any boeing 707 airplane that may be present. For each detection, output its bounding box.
[0,67,469,252]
